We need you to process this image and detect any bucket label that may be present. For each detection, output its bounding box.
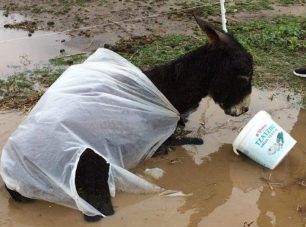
[268,132,284,155]
[255,124,278,148]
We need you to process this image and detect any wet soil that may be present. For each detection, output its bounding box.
[0,87,305,227]
[1,2,305,78]
[0,10,85,78]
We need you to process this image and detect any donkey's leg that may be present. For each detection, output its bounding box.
[163,137,203,146]
[154,136,203,156]
[5,185,35,203]
[75,148,114,222]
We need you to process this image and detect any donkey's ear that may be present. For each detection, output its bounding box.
[194,15,230,45]
[194,15,220,44]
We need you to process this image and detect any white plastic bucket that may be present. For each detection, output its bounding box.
[233,111,297,169]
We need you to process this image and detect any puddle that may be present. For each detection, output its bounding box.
[0,87,305,227]
[183,87,301,164]
[0,11,88,79]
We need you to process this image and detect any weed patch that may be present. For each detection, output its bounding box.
[231,16,305,95]
[0,68,64,110]
[49,53,88,66]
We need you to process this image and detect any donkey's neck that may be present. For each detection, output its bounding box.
[144,46,214,114]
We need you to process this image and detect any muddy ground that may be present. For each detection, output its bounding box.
[0,0,306,227]
[0,88,305,227]
[0,0,305,76]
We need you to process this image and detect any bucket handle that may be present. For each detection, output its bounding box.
[233,147,240,155]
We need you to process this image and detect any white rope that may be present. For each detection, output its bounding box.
[220,0,228,33]
[0,3,220,45]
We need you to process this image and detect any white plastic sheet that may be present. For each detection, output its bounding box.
[0,48,179,216]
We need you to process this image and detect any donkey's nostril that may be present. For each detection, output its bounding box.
[244,107,249,112]
[224,109,231,115]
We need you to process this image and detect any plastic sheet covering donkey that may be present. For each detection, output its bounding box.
[0,48,180,216]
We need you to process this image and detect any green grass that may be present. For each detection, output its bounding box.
[232,17,305,51]
[231,16,305,92]
[49,53,88,66]
[0,68,64,110]
[277,0,305,5]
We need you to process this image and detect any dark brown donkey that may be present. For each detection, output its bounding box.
[5,16,253,222]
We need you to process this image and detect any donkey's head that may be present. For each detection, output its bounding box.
[195,16,253,116]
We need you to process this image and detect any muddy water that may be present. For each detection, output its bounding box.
[0,11,87,78]
[183,88,301,164]
[0,87,305,227]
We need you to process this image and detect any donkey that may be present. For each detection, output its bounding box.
[145,16,253,116]
[5,16,253,222]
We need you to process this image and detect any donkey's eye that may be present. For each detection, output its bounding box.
[241,71,252,77]
[240,75,250,82]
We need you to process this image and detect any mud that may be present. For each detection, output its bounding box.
[0,87,305,226]
[0,10,87,78]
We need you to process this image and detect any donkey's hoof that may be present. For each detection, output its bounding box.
[84,214,103,222]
